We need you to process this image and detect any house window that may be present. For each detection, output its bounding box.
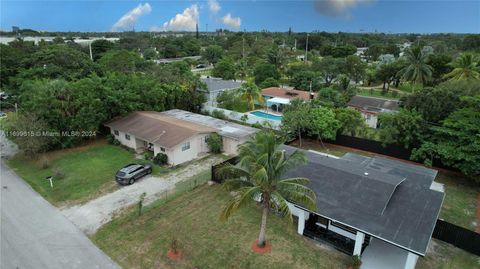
[125,134,130,140]
[114,130,119,136]
[204,136,209,143]
[366,114,371,120]
[181,142,190,151]
[160,147,165,152]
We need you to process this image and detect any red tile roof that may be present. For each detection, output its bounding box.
[261,87,315,101]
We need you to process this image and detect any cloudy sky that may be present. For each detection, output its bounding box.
[1,0,479,33]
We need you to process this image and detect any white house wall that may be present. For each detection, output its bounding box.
[166,134,211,166]
[111,130,139,150]
[361,112,379,128]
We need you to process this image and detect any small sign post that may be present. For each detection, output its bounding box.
[45,176,53,189]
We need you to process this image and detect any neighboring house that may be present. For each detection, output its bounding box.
[282,145,444,269]
[198,77,243,106]
[162,109,257,155]
[347,96,400,128]
[261,87,316,113]
[105,110,258,166]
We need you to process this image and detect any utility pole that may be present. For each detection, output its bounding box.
[242,37,245,61]
[305,33,309,63]
[196,23,199,39]
[294,39,297,50]
[88,42,93,61]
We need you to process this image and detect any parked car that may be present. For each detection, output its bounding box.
[195,64,207,69]
[115,163,152,185]
[0,112,6,118]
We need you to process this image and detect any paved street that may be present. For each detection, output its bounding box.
[1,134,120,269]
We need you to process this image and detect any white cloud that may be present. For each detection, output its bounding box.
[112,3,152,31]
[314,0,373,18]
[221,13,241,29]
[208,0,221,13]
[151,4,199,31]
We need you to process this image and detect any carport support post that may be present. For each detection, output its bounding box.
[353,231,365,256]
[404,252,418,269]
[297,210,309,235]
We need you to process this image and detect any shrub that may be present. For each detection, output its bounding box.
[350,255,362,269]
[212,109,227,120]
[252,122,263,129]
[207,133,223,153]
[106,134,115,144]
[153,153,168,165]
[144,151,154,160]
[113,139,121,146]
[240,114,249,123]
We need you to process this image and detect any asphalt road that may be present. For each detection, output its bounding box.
[0,134,120,269]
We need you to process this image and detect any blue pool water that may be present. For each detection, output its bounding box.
[250,111,283,121]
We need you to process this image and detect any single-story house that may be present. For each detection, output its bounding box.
[261,87,316,113]
[347,96,400,128]
[105,110,258,166]
[198,77,243,106]
[281,145,444,269]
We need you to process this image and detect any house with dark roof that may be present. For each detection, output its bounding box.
[198,77,243,106]
[105,110,258,165]
[281,145,444,269]
[347,96,400,128]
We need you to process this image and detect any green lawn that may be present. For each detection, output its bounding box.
[8,140,167,206]
[92,184,350,269]
[436,171,479,231]
[416,239,480,269]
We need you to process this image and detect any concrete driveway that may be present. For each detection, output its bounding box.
[0,134,120,269]
[61,155,224,235]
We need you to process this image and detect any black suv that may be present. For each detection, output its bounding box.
[115,163,152,185]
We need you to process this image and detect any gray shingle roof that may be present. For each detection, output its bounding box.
[348,96,400,112]
[282,145,444,256]
[200,77,243,93]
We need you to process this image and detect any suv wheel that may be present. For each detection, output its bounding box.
[128,178,135,185]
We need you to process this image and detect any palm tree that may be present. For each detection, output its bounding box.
[398,47,433,90]
[239,80,264,111]
[218,131,317,248]
[443,53,480,80]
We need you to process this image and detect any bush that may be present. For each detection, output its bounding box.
[207,133,223,153]
[113,139,121,146]
[350,255,362,269]
[144,151,154,160]
[153,153,168,165]
[106,134,115,144]
[212,109,227,120]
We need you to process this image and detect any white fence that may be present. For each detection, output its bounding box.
[202,105,282,130]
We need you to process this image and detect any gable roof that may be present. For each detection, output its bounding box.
[262,87,315,101]
[348,96,400,112]
[282,145,444,256]
[105,111,216,148]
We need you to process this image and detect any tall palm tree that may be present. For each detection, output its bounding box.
[398,47,433,90]
[443,53,480,80]
[218,131,317,248]
[239,80,264,111]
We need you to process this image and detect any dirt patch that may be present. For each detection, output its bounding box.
[251,240,272,254]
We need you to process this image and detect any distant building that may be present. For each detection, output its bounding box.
[347,96,400,128]
[198,77,243,106]
[261,87,315,113]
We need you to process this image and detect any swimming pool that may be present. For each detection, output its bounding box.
[250,111,283,121]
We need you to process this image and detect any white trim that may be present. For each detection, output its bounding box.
[292,204,427,256]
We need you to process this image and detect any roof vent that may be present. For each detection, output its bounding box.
[364,172,369,176]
